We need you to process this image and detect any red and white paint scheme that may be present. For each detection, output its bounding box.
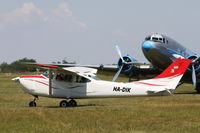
[12,58,191,107]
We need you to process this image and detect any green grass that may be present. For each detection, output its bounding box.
[0,73,200,133]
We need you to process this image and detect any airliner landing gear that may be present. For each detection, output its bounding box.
[195,74,200,94]
[59,99,77,107]
[29,96,38,107]
[195,82,200,94]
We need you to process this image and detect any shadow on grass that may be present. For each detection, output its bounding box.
[174,92,197,95]
[45,104,99,108]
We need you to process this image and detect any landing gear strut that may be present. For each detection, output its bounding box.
[59,99,77,107]
[195,74,200,94]
[195,82,200,94]
[29,96,38,107]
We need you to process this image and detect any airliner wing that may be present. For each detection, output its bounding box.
[48,62,152,72]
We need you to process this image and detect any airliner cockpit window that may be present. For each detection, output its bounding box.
[151,37,165,43]
[163,38,166,43]
[152,37,158,41]
[145,36,151,41]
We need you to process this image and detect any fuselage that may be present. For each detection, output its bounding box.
[142,34,199,71]
[18,72,181,99]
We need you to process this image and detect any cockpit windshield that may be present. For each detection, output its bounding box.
[42,71,49,78]
[87,75,101,80]
[145,34,166,43]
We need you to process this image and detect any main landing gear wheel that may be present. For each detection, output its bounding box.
[59,100,69,107]
[59,99,77,107]
[69,99,77,107]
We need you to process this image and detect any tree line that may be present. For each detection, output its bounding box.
[0,58,37,73]
[0,58,75,73]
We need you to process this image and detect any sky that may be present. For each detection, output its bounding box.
[0,0,200,64]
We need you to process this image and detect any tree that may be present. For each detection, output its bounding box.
[0,62,10,73]
[0,58,37,73]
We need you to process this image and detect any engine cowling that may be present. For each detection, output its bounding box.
[117,55,136,73]
[187,55,200,71]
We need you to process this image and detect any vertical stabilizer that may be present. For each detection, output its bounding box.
[153,58,191,79]
[135,58,191,92]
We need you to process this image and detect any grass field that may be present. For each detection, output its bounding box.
[0,73,200,133]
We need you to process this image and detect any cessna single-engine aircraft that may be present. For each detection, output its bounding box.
[12,58,191,107]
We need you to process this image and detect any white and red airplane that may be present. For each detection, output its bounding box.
[12,58,191,107]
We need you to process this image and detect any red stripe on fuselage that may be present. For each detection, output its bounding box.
[135,82,165,86]
[20,75,46,79]
[24,79,49,86]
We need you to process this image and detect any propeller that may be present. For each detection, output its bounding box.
[112,45,127,82]
[191,57,200,87]
[192,64,196,86]
[115,44,126,63]
[112,64,124,82]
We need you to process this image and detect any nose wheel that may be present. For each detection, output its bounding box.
[29,96,38,107]
[59,99,77,107]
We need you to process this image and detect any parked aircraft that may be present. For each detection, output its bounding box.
[119,33,200,92]
[12,58,191,107]
[141,34,200,88]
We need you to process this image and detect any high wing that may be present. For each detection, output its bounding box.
[36,64,98,77]
[25,61,158,82]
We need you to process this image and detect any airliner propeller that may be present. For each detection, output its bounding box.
[191,57,200,87]
[112,45,125,82]
[192,64,196,86]
[190,57,200,87]
[112,45,135,82]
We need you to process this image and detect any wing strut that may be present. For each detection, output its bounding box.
[49,69,53,96]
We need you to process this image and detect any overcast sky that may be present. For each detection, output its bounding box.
[0,0,200,64]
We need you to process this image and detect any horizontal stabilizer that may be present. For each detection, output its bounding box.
[147,89,174,96]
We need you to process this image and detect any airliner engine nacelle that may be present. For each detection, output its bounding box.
[187,55,200,71]
[117,55,136,73]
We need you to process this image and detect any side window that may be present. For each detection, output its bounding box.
[63,74,72,82]
[56,74,63,81]
[76,76,91,83]
[56,73,73,82]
